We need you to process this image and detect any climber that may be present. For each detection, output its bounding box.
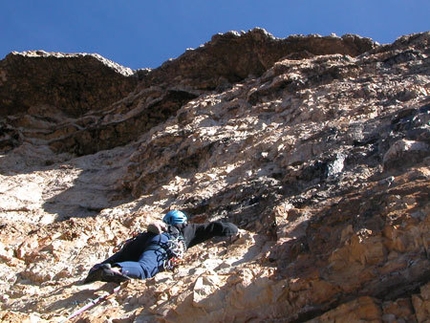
[83,210,239,284]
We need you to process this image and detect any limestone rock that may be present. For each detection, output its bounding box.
[0,29,430,322]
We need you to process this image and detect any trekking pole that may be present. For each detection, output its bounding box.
[62,283,126,322]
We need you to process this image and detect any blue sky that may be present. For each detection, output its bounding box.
[1,1,429,70]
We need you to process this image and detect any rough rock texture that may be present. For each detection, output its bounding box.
[0,51,137,117]
[0,28,429,322]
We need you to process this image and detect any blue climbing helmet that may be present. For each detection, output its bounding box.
[163,210,188,225]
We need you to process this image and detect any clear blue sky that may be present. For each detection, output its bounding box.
[1,1,429,70]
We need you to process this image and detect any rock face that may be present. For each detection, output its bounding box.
[0,51,136,117]
[0,28,429,322]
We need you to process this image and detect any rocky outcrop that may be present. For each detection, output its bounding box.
[140,28,376,90]
[0,51,137,117]
[0,29,429,322]
[0,28,376,156]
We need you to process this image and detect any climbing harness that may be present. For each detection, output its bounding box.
[163,256,182,271]
[166,234,186,259]
[162,225,187,271]
[63,281,128,322]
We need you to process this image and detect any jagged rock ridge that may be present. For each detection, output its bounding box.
[0,29,429,322]
[0,28,376,156]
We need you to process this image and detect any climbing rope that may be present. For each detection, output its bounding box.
[63,281,128,322]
